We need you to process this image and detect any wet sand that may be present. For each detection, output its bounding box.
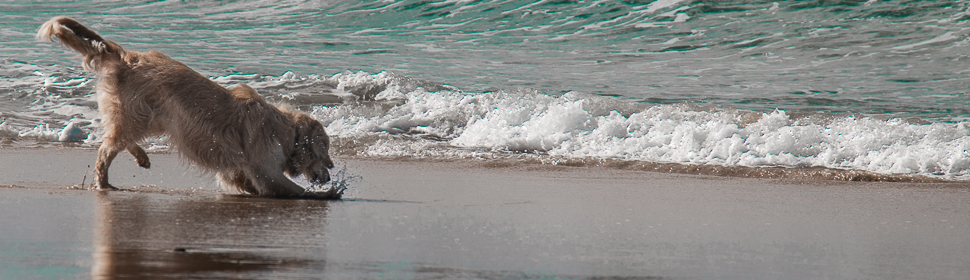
[1,148,969,279]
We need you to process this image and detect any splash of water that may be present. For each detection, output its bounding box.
[293,162,360,199]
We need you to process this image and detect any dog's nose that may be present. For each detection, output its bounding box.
[316,174,331,184]
[313,170,331,184]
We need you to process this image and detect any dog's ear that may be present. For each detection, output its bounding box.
[284,114,314,175]
[298,116,330,154]
[290,114,330,157]
[313,124,335,169]
[293,114,313,146]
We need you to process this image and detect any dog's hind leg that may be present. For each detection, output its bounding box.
[93,142,122,190]
[93,121,143,190]
[126,143,150,169]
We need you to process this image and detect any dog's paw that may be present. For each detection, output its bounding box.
[304,187,344,200]
[133,154,151,169]
[136,158,151,169]
[95,183,119,191]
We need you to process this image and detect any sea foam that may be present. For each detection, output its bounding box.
[303,72,970,180]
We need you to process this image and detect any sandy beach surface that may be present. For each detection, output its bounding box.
[1,148,969,279]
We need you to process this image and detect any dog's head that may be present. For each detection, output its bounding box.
[284,113,335,185]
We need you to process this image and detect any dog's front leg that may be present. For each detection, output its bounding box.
[126,144,150,169]
[217,170,259,195]
[93,143,122,190]
[249,166,307,197]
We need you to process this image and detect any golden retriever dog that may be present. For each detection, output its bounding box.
[37,17,336,198]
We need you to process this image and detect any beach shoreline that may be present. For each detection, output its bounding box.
[2,147,969,279]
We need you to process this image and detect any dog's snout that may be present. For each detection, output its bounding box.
[309,169,331,184]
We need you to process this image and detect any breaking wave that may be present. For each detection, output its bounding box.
[3,70,968,181]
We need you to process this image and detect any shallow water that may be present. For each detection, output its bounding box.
[2,0,970,180]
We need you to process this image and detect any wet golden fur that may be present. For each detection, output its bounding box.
[37,17,334,197]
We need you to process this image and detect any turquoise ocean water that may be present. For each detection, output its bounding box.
[2,0,970,180]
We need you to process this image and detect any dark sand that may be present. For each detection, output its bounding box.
[1,148,969,279]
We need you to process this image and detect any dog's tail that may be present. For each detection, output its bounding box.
[36,17,123,71]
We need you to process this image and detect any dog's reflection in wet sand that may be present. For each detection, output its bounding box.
[91,193,331,279]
